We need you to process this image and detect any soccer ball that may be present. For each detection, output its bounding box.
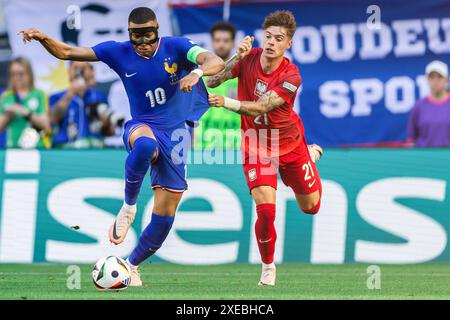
[92,256,131,291]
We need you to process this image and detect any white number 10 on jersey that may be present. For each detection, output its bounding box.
[146,88,167,108]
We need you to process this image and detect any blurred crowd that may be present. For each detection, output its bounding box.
[0,21,448,150]
[0,57,126,149]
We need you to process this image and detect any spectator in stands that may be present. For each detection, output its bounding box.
[49,61,124,148]
[0,57,50,148]
[407,60,450,147]
[194,21,241,150]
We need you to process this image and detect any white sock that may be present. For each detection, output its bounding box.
[262,262,275,269]
[126,258,137,267]
[123,201,137,212]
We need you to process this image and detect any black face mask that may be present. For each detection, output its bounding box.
[128,26,159,46]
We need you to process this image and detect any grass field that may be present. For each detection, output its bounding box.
[1,263,450,300]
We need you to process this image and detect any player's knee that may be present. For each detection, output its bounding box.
[301,199,321,215]
[256,203,276,223]
[133,136,158,161]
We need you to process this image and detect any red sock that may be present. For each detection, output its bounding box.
[255,203,277,264]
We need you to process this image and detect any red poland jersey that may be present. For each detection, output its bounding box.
[231,48,304,157]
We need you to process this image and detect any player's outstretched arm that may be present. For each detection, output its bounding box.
[208,90,285,117]
[206,35,254,88]
[18,28,98,61]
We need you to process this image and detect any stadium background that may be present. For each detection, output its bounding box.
[0,0,449,268]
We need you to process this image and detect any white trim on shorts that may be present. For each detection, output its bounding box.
[152,185,187,193]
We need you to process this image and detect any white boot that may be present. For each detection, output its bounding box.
[109,203,136,245]
[126,261,143,287]
[258,263,276,286]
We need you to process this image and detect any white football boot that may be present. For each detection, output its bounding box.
[258,264,276,286]
[308,144,324,163]
[129,264,143,287]
[109,204,136,245]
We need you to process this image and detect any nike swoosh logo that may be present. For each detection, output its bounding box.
[308,179,316,188]
[126,179,139,183]
[259,238,272,243]
[125,72,137,78]
[112,222,120,240]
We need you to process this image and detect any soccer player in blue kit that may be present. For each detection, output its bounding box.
[19,7,225,286]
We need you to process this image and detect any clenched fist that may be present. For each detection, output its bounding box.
[179,72,200,93]
[236,35,254,61]
[208,94,225,108]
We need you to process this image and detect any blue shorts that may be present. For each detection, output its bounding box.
[123,120,189,192]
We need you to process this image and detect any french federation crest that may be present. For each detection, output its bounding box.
[164,57,179,85]
[254,79,268,97]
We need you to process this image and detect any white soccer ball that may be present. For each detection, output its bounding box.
[92,256,131,291]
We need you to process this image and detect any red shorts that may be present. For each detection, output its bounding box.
[242,139,321,195]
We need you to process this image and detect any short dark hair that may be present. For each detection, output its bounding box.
[128,7,157,24]
[263,10,297,38]
[210,21,236,40]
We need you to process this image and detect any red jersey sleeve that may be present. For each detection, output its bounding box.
[272,69,302,103]
[230,48,259,78]
[230,59,242,78]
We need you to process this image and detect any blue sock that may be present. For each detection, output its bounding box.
[128,213,175,265]
[124,136,157,205]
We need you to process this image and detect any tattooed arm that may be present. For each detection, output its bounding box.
[237,90,285,116]
[208,90,285,117]
[206,54,240,88]
[206,35,254,88]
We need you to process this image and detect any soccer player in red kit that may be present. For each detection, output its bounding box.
[207,11,323,286]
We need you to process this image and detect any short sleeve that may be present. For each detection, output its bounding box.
[231,48,259,78]
[407,104,420,141]
[272,70,302,103]
[174,37,207,64]
[230,59,242,78]
[91,41,119,67]
[172,38,208,73]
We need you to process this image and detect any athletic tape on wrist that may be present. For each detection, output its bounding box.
[223,97,241,112]
[191,68,204,78]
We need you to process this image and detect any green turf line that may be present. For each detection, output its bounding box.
[0,263,449,300]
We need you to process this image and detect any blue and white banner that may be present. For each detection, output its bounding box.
[171,0,450,147]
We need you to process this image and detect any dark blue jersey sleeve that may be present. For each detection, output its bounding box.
[174,37,208,71]
[91,41,120,67]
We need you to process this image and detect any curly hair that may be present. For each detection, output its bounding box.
[263,10,297,38]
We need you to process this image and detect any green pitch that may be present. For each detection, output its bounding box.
[0,263,449,300]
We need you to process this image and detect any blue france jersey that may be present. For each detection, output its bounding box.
[92,37,209,129]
